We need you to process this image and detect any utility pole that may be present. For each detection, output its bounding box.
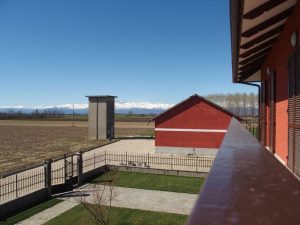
[72,104,75,127]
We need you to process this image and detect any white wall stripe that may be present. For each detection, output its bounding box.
[155,128,227,133]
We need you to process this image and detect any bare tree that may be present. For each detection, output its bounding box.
[205,93,258,117]
[80,170,118,225]
[249,92,257,117]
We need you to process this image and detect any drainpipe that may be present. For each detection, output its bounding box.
[240,82,261,141]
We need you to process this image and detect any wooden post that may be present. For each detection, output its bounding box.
[44,159,52,197]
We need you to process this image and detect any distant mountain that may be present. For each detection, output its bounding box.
[0,101,174,115]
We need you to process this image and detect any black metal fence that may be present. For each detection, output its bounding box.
[0,165,45,204]
[105,152,214,172]
[0,151,215,205]
[241,116,259,140]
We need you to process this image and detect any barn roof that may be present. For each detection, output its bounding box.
[152,94,242,122]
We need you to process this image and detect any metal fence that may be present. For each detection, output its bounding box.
[0,165,45,204]
[241,116,259,140]
[105,152,214,172]
[0,151,215,205]
[82,151,106,173]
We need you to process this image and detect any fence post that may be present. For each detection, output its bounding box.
[71,155,74,178]
[147,153,150,167]
[77,152,83,185]
[44,159,52,197]
[126,152,128,166]
[64,154,67,182]
[15,174,18,198]
[171,154,173,170]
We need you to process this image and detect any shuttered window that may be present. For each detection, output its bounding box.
[288,47,300,176]
[260,81,266,145]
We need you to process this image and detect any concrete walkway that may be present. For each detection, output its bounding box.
[90,139,155,154]
[17,185,198,225]
[16,201,79,225]
[64,184,198,215]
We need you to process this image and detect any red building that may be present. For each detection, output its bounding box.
[188,1,300,224]
[231,0,300,176]
[153,94,239,155]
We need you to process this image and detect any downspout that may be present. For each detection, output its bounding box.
[240,82,261,141]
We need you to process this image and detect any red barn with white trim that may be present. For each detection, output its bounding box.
[153,94,240,155]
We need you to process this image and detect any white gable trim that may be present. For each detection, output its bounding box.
[155,128,227,133]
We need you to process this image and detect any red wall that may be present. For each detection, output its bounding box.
[261,2,300,163]
[155,96,232,148]
[155,132,225,148]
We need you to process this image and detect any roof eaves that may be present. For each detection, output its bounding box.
[230,0,245,83]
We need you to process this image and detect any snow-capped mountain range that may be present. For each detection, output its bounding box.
[0,101,174,115]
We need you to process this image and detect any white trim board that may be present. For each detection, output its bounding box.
[155,128,227,133]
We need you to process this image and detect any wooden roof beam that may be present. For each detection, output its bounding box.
[239,48,270,65]
[239,38,276,58]
[240,24,284,49]
[238,56,267,71]
[238,64,262,79]
[244,0,288,19]
[242,7,293,37]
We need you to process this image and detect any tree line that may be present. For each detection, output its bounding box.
[0,109,65,120]
[205,93,258,117]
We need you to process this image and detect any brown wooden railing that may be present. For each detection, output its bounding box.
[187,118,300,225]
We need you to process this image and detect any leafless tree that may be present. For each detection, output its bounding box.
[206,92,258,117]
[80,170,118,225]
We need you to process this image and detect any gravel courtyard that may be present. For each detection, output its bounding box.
[94,139,155,154]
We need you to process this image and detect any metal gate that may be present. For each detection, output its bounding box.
[51,154,79,194]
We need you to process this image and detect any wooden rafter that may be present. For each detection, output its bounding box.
[239,48,270,65]
[242,7,293,37]
[240,38,276,58]
[240,25,284,49]
[244,0,288,19]
[238,56,267,71]
[238,64,261,77]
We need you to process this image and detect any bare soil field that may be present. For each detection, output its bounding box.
[0,120,154,174]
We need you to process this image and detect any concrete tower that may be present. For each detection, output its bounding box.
[86,95,117,140]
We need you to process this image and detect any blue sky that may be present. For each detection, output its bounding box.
[0,0,256,106]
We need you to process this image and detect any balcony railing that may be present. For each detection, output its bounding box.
[187,118,300,225]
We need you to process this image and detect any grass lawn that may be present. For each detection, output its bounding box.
[92,171,205,194]
[0,199,62,225]
[44,205,188,225]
